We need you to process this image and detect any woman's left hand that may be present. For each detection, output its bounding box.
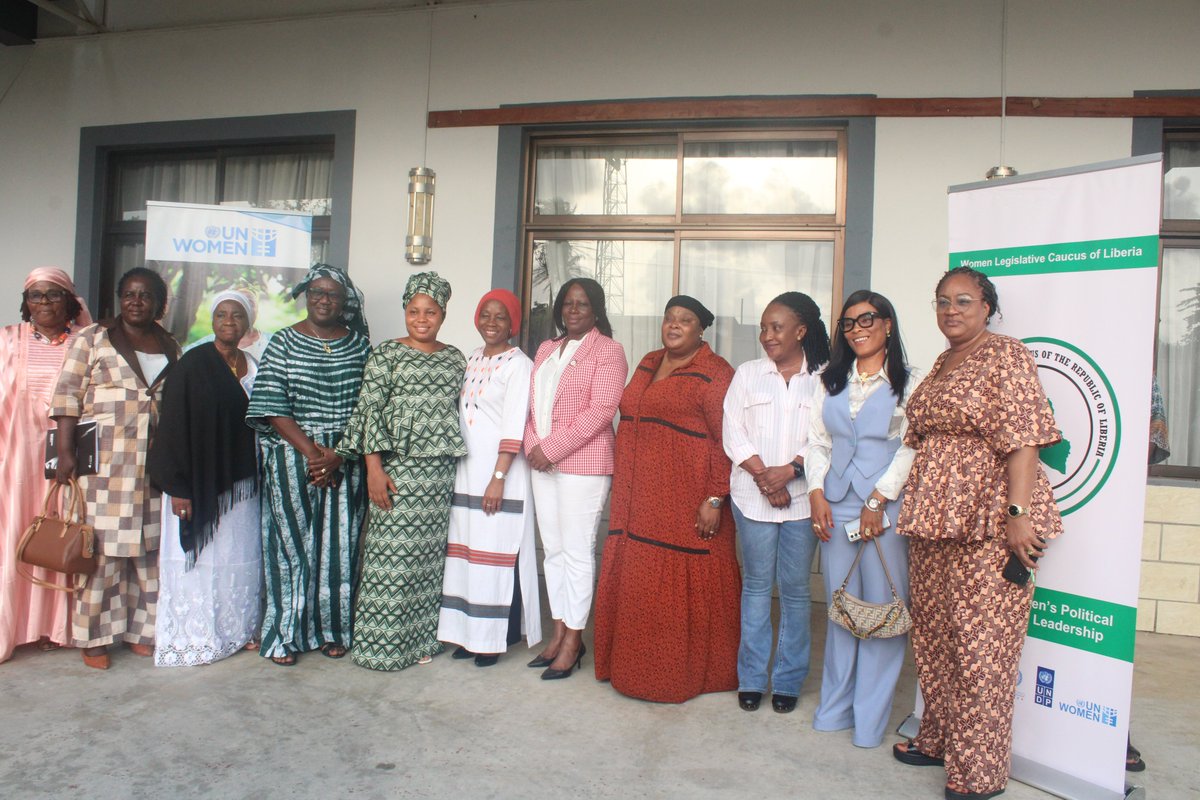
[695,502,721,540]
[482,477,505,515]
[1007,514,1046,571]
[171,497,193,521]
[527,444,554,472]
[754,464,794,495]
[308,448,343,488]
[858,503,885,541]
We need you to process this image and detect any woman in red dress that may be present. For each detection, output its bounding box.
[593,295,740,703]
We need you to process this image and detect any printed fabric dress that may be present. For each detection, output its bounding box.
[0,324,78,661]
[593,344,741,703]
[898,333,1062,795]
[245,327,370,659]
[337,341,467,671]
[437,346,542,654]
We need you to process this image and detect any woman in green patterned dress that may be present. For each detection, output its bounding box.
[245,264,371,666]
[338,271,467,671]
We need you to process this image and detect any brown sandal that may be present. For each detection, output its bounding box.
[127,643,154,657]
[270,653,297,667]
[320,643,347,659]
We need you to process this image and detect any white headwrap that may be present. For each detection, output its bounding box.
[210,289,256,327]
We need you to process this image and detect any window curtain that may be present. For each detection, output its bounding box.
[1156,248,1200,466]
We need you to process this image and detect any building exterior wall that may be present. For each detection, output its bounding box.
[1,0,1196,632]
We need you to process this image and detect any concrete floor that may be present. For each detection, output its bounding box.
[1,609,1196,800]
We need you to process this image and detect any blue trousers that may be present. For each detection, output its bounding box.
[732,503,817,697]
[812,492,909,747]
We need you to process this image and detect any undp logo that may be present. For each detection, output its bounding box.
[1035,665,1055,708]
[1023,337,1120,516]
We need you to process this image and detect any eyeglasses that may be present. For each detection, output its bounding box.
[837,311,883,333]
[933,295,980,313]
[306,287,345,303]
[26,290,68,304]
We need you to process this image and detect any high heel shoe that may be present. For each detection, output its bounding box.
[540,644,585,680]
[527,652,556,668]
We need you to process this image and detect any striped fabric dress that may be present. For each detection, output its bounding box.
[245,326,370,659]
[337,341,466,671]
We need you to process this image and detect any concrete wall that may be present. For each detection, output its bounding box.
[1,0,1197,629]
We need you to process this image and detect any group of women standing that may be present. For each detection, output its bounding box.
[1,259,1062,799]
[587,268,1063,800]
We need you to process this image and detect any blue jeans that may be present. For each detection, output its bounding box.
[732,503,817,697]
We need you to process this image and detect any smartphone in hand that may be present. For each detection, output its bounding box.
[1002,538,1046,586]
[845,511,891,542]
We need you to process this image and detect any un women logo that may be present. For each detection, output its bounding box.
[1023,337,1120,516]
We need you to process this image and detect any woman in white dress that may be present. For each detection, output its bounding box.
[147,290,263,666]
[437,289,541,666]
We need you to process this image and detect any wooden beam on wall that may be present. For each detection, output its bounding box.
[428,96,1200,129]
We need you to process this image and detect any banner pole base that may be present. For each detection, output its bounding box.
[1124,783,1145,800]
[896,713,921,740]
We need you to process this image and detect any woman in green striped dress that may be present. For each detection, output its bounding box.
[246,264,371,666]
[337,271,466,671]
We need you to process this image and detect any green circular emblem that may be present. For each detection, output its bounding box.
[1022,337,1121,515]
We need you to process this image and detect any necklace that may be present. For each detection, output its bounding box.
[222,350,243,376]
[307,321,335,354]
[32,324,71,346]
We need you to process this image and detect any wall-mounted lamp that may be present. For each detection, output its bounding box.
[405,167,436,265]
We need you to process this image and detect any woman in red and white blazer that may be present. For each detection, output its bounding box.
[524,278,628,680]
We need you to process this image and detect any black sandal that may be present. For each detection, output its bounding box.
[320,643,348,659]
[1126,743,1146,772]
[270,653,297,667]
[893,740,945,767]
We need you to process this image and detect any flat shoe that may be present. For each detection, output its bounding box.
[738,691,762,711]
[893,740,945,767]
[945,786,1004,800]
[82,650,109,670]
[127,643,153,657]
[270,654,297,667]
[771,694,798,714]
[452,646,474,660]
[474,654,499,668]
[1126,743,1146,772]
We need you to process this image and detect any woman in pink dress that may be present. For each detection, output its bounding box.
[0,267,92,662]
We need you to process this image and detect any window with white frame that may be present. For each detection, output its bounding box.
[522,129,846,370]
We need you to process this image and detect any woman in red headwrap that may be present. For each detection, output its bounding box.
[436,289,542,667]
[0,267,93,662]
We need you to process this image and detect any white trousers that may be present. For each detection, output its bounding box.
[529,470,611,631]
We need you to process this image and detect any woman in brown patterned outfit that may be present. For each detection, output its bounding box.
[893,267,1062,800]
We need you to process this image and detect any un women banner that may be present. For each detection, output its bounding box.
[145,201,313,269]
[947,155,1161,799]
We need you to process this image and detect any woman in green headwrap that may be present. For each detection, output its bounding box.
[246,264,372,666]
[338,271,467,670]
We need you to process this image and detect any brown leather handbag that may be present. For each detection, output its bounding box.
[17,478,96,593]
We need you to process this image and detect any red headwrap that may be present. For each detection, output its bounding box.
[474,289,522,339]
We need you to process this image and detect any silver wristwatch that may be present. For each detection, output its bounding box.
[865,496,883,512]
[493,470,506,481]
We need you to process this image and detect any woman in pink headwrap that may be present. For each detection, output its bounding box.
[0,267,93,663]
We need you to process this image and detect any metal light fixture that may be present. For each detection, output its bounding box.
[405,167,436,265]
[405,11,436,266]
[986,0,1018,181]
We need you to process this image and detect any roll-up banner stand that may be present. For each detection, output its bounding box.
[902,155,1161,800]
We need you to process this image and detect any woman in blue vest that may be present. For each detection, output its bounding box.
[806,290,920,748]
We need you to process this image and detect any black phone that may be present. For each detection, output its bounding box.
[1002,553,1033,585]
[1002,538,1045,586]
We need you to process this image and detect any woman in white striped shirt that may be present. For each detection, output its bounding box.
[722,291,830,714]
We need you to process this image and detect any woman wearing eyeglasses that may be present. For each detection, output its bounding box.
[51,267,180,670]
[0,268,93,663]
[892,267,1062,800]
[807,290,919,748]
[246,264,371,666]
